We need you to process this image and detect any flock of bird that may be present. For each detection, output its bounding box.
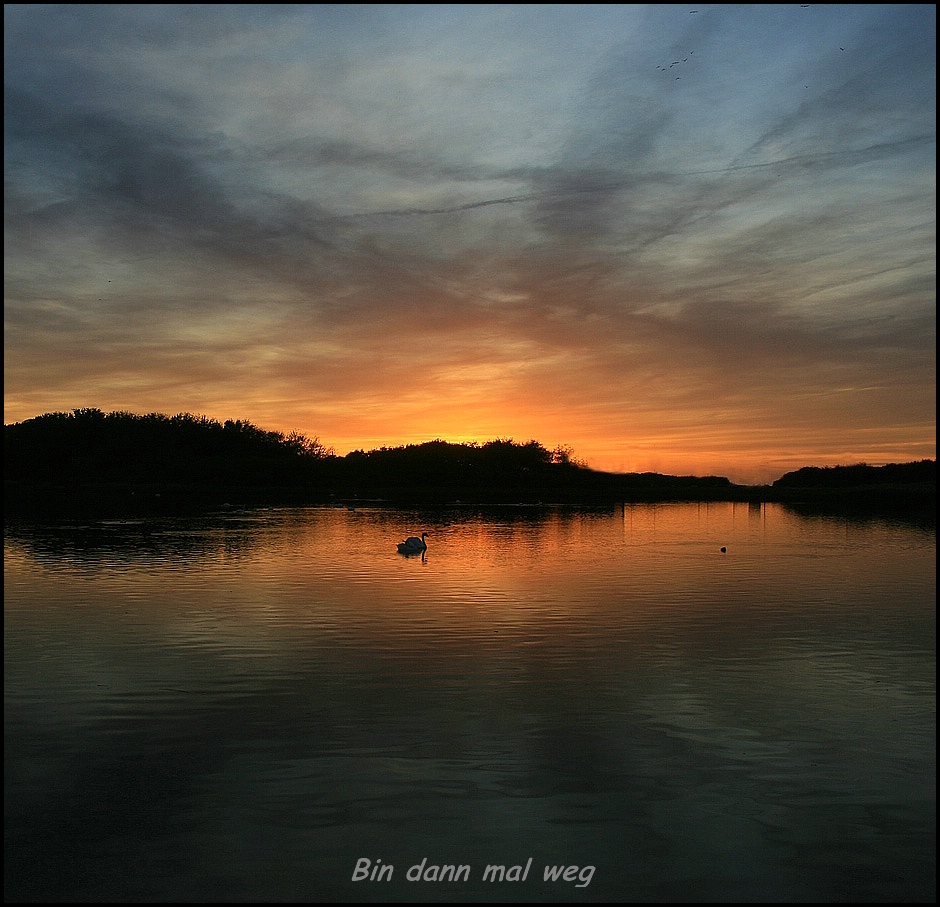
[655,6,842,86]
[655,50,694,80]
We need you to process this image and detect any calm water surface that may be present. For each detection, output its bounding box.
[4,503,935,902]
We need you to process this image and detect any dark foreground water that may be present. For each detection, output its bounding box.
[4,503,935,902]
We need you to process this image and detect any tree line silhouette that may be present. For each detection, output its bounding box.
[4,409,331,487]
[4,409,935,517]
[772,461,935,488]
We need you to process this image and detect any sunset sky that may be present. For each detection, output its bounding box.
[4,4,936,483]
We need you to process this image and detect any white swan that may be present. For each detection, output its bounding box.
[397,532,428,554]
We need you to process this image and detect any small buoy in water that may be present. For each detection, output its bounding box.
[720,546,727,553]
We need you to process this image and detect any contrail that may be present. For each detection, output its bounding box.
[684,134,933,176]
[336,193,540,219]
[335,134,933,219]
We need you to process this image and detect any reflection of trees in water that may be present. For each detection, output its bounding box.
[4,515,273,569]
[335,503,623,551]
[353,502,618,526]
[781,501,936,534]
[6,498,932,573]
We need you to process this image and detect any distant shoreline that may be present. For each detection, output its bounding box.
[4,478,934,525]
[5,411,934,523]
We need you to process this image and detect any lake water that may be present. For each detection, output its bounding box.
[4,502,935,903]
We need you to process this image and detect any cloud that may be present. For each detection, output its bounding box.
[3,4,935,481]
